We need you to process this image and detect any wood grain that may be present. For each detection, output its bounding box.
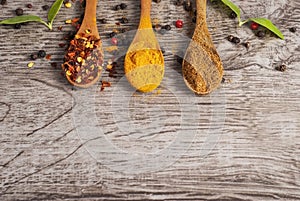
[0,0,300,200]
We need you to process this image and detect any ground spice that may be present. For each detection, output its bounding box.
[62,33,103,85]
[124,48,164,92]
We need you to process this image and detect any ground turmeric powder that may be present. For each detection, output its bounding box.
[124,48,164,92]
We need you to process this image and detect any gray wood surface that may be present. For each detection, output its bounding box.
[0,0,300,200]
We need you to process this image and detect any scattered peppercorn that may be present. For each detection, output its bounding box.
[175,0,184,6]
[243,41,250,49]
[184,0,192,11]
[30,54,38,60]
[229,11,237,19]
[59,43,66,48]
[275,64,287,72]
[38,50,46,58]
[250,22,259,30]
[120,17,129,24]
[256,31,265,38]
[109,31,117,38]
[163,24,171,31]
[192,16,196,23]
[114,4,121,11]
[120,3,127,9]
[27,4,33,8]
[175,20,183,28]
[227,35,234,42]
[15,8,24,16]
[289,27,297,33]
[14,24,21,29]
[153,0,161,3]
[0,0,7,5]
[232,37,240,44]
[98,18,107,24]
[42,5,49,10]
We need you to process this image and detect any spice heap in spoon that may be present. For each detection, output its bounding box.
[62,0,103,88]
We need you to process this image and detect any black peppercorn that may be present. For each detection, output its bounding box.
[232,37,240,44]
[15,8,23,16]
[153,0,161,3]
[14,24,21,29]
[120,3,127,9]
[42,5,49,10]
[227,35,234,42]
[163,24,171,31]
[27,4,33,8]
[289,27,297,33]
[0,0,6,5]
[184,1,192,12]
[192,16,196,23]
[175,0,184,6]
[256,31,265,38]
[114,4,121,11]
[243,42,250,49]
[275,64,287,72]
[30,54,38,60]
[120,17,129,24]
[229,11,237,19]
[98,18,107,24]
[38,50,46,58]
[109,32,117,38]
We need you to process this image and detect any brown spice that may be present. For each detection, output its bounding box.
[62,33,103,85]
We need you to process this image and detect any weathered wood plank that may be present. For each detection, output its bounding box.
[0,0,299,200]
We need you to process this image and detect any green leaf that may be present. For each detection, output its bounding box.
[221,0,241,22]
[48,0,64,29]
[0,15,48,26]
[250,18,284,39]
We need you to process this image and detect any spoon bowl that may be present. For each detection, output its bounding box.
[124,0,164,93]
[62,0,103,88]
[182,0,223,94]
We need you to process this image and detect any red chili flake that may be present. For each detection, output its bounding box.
[111,37,118,45]
[57,26,63,31]
[100,81,111,91]
[46,54,52,60]
[62,33,103,85]
[72,17,80,23]
[115,22,121,26]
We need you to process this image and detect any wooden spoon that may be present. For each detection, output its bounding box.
[62,0,103,88]
[124,0,164,93]
[182,0,223,94]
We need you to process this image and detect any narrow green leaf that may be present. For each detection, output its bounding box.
[48,0,64,27]
[0,15,46,25]
[250,18,284,39]
[221,0,241,22]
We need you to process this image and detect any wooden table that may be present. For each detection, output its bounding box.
[1,0,299,200]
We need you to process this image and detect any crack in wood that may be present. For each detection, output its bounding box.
[0,102,11,122]
[26,79,75,137]
[0,151,24,168]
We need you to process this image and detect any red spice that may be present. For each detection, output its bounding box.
[46,54,52,60]
[250,22,259,30]
[62,33,103,85]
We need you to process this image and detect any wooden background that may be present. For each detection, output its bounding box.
[1,0,300,200]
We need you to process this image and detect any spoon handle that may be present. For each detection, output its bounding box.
[193,0,213,47]
[78,0,99,36]
[139,0,152,29]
